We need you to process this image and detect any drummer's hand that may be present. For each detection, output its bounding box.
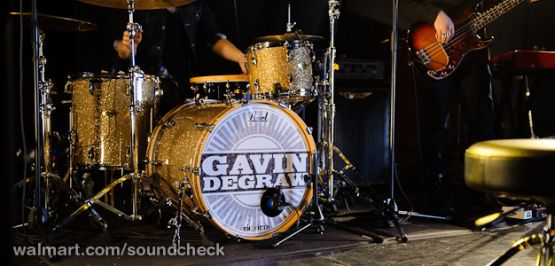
[115,31,142,60]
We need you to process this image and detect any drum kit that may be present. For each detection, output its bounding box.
[19,0,371,245]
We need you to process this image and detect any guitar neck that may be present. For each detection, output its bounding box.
[470,0,527,31]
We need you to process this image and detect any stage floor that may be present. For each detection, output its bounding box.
[11,213,543,266]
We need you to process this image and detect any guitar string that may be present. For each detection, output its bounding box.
[422,0,515,57]
[419,0,520,61]
[421,0,516,54]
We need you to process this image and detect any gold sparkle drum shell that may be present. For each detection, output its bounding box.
[67,72,160,169]
[146,100,315,240]
[246,40,314,103]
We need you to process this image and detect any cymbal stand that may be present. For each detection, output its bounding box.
[270,0,340,247]
[53,0,144,232]
[37,30,54,223]
[30,5,66,225]
[126,0,144,221]
[319,0,340,204]
[286,0,296,32]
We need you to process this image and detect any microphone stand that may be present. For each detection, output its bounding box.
[382,0,408,243]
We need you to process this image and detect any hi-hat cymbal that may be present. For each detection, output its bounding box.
[10,12,98,32]
[78,0,197,10]
[255,32,325,43]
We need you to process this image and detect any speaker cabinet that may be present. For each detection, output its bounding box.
[333,89,390,185]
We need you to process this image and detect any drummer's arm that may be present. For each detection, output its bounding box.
[211,38,247,74]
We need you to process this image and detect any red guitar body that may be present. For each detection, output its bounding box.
[408,22,493,80]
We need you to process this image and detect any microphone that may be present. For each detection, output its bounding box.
[260,187,288,217]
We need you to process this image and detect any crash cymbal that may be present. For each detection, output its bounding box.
[10,12,98,32]
[78,0,197,10]
[255,32,325,43]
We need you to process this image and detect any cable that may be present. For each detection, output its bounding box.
[18,0,29,236]
[394,161,413,222]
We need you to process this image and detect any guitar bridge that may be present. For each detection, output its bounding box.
[416,49,431,65]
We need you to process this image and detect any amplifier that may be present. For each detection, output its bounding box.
[335,58,386,81]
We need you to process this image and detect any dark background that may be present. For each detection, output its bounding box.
[3,0,555,234]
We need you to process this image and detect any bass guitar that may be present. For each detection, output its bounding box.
[408,0,538,80]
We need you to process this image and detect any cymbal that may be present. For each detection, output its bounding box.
[10,12,98,32]
[78,0,197,10]
[255,32,325,43]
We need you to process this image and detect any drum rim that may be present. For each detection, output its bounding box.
[189,74,248,84]
[67,71,159,80]
[248,40,312,50]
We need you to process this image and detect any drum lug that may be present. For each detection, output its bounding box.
[88,78,101,95]
[307,126,313,135]
[254,79,260,92]
[251,54,257,66]
[87,147,96,161]
[193,122,214,132]
[149,160,162,167]
[163,119,176,128]
[178,166,200,175]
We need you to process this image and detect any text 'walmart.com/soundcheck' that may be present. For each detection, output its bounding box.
[12,243,225,257]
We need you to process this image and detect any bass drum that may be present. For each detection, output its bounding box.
[146,100,315,240]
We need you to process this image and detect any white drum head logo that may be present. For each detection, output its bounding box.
[200,103,311,237]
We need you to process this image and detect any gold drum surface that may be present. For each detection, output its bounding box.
[146,100,315,240]
[247,41,314,103]
[67,72,160,169]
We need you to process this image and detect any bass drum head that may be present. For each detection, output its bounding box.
[147,101,315,240]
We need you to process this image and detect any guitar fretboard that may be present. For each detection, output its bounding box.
[471,0,526,31]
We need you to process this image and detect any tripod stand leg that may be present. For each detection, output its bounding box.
[53,174,133,232]
[384,199,408,243]
[272,222,313,248]
[53,199,102,231]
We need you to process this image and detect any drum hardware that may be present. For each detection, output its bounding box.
[189,74,249,105]
[271,153,324,247]
[14,7,92,228]
[170,178,211,248]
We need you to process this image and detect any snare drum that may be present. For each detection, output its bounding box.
[247,40,314,103]
[66,72,161,169]
[146,100,315,240]
[189,74,249,102]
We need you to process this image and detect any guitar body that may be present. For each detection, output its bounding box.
[408,22,493,80]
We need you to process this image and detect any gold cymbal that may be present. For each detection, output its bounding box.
[78,0,197,10]
[9,12,98,32]
[255,32,325,43]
